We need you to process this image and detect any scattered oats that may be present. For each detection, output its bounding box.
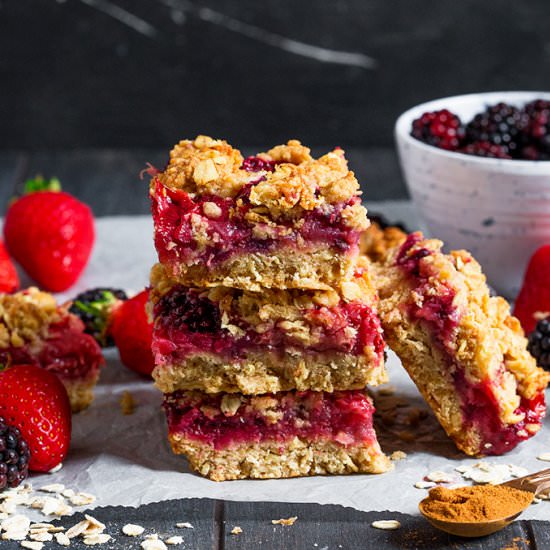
[122,524,145,537]
[231,526,242,535]
[390,451,407,461]
[30,497,46,509]
[145,534,159,540]
[48,463,63,474]
[70,493,96,507]
[508,464,529,478]
[55,532,71,546]
[2,531,29,541]
[426,471,454,483]
[120,391,136,415]
[83,515,106,535]
[141,539,168,550]
[66,520,90,539]
[371,520,401,530]
[0,499,18,514]
[41,497,72,517]
[62,489,76,498]
[533,497,541,504]
[271,516,297,526]
[455,465,469,473]
[4,492,31,506]
[457,462,528,485]
[165,536,184,545]
[29,532,53,542]
[39,483,65,494]
[40,496,63,516]
[20,542,44,550]
[537,453,550,462]
[175,522,194,529]
[414,481,436,489]
[29,528,49,535]
[30,523,54,530]
[83,533,111,545]
[0,512,9,520]
[2,514,31,534]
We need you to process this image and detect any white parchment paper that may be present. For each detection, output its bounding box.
[24,208,550,519]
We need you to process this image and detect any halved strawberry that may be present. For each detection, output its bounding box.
[514,244,550,334]
[0,364,72,472]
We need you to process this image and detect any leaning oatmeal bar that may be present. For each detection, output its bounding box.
[0,288,104,412]
[163,389,391,481]
[150,263,387,395]
[363,224,549,456]
[150,136,369,290]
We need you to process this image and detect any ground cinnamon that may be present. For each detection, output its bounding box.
[420,485,533,522]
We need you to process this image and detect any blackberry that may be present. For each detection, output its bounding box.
[459,141,511,159]
[368,212,408,233]
[410,109,465,151]
[521,100,550,160]
[157,288,221,334]
[0,418,30,491]
[527,317,550,371]
[241,156,276,172]
[69,287,128,347]
[465,102,528,158]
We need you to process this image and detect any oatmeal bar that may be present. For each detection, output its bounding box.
[0,288,104,412]
[364,226,549,456]
[163,390,391,481]
[149,136,369,290]
[150,263,387,394]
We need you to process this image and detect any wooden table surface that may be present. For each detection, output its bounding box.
[0,149,549,549]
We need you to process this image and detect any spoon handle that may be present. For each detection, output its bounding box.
[503,468,550,495]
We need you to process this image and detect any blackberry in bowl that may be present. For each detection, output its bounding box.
[395,91,550,298]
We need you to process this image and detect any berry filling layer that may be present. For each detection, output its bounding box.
[152,285,385,364]
[2,315,104,381]
[164,390,378,450]
[151,178,363,268]
[396,233,546,454]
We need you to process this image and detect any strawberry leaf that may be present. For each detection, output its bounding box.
[23,176,62,194]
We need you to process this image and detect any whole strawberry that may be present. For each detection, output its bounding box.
[0,240,18,293]
[4,177,95,292]
[514,244,550,334]
[0,364,72,473]
[110,289,154,377]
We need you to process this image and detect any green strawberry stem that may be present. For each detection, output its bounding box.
[23,176,61,194]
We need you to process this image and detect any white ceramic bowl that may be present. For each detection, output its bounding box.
[395,91,550,298]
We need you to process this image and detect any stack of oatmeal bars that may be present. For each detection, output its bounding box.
[148,136,392,481]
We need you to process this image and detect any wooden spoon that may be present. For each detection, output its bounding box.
[419,468,550,538]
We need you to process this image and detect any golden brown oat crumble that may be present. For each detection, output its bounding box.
[364,225,550,456]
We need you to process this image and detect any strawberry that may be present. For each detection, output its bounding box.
[0,364,72,472]
[0,240,19,293]
[110,289,154,377]
[3,176,95,292]
[514,244,550,334]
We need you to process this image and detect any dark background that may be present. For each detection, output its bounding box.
[2,1,550,209]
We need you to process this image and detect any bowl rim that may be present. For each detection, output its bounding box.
[395,90,550,167]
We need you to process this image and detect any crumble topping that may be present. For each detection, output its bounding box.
[0,288,61,349]
[154,136,366,219]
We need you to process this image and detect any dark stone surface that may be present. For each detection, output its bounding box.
[0,499,547,549]
[3,1,550,149]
